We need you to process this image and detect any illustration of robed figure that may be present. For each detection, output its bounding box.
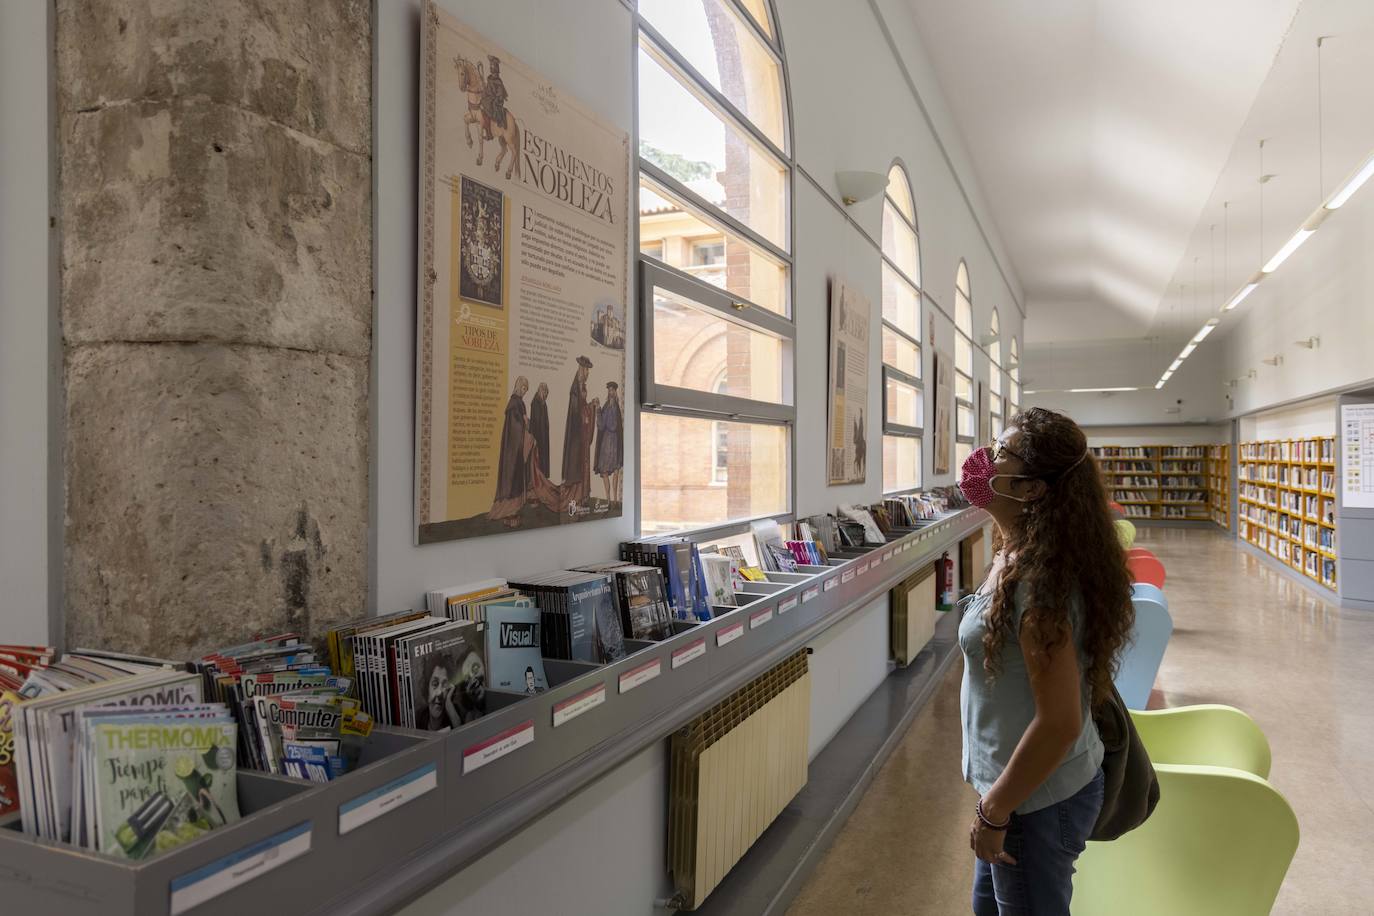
[530,383,550,478]
[488,377,567,525]
[561,357,596,506]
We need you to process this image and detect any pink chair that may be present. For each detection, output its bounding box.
[1127,551,1166,588]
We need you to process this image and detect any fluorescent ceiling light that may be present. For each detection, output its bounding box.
[1179,343,1197,359]
[1068,387,1138,393]
[1262,228,1315,274]
[1161,370,1173,381]
[1325,154,1374,210]
[1169,359,1183,372]
[1224,281,1260,311]
[1154,380,1166,390]
[1191,319,1220,344]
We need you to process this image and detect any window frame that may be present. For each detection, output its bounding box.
[633,0,796,540]
[954,260,975,448]
[880,161,924,494]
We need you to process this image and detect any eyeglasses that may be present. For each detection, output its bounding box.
[990,438,1028,464]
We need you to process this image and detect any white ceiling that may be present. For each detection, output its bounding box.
[905,0,1305,346]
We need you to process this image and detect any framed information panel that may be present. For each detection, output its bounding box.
[417,3,630,544]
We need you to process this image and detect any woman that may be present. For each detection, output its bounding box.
[957,408,1134,915]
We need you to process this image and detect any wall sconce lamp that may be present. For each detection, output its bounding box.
[835,170,888,206]
[1294,336,1320,349]
[1262,355,1284,367]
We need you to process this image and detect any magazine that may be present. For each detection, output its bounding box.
[408,621,487,732]
[485,601,549,694]
[89,713,239,859]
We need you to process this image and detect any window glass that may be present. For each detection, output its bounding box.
[883,435,921,492]
[691,240,725,266]
[956,336,972,380]
[956,442,973,472]
[882,203,919,286]
[956,370,972,403]
[881,263,919,336]
[882,327,919,378]
[639,44,788,250]
[957,403,974,437]
[641,414,788,535]
[886,165,915,224]
[638,0,785,149]
[651,286,786,405]
[639,178,788,314]
[885,375,922,429]
[734,0,774,38]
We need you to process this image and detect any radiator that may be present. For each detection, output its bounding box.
[890,564,937,666]
[668,650,811,909]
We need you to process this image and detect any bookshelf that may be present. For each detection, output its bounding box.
[1091,445,1210,521]
[1207,444,1230,528]
[1237,437,1337,591]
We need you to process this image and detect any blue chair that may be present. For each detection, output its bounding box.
[1131,581,1168,611]
[1114,592,1172,709]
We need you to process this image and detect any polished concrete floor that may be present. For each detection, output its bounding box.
[785,527,1374,915]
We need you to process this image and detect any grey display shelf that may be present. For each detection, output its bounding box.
[0,508,987,916]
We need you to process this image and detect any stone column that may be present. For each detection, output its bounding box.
[56,1,372,658]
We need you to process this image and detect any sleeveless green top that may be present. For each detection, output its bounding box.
[958,577,1104,814]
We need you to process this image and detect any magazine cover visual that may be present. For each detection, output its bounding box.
[417,3,630,543]
[485,601,548,694]
[409,622,487,731]
[91,717,240,859]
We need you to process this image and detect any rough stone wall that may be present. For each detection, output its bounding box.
[56,0,372,657]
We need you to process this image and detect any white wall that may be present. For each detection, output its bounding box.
[1084,425,1229,448]
[1239,398,1337,441]
[0,1,56,645]
[1220,177,1374,418]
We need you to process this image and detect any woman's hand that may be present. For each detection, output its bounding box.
[969,813,1018,865]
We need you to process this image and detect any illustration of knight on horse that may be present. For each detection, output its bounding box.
[453,52,522,180]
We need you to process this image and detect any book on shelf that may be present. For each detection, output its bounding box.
[485,601,549,695]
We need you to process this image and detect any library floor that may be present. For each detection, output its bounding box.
[785,527,1374,916]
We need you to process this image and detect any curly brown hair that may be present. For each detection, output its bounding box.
[982,408,1135,707]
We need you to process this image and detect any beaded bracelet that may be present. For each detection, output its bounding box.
[976,798,1010,831]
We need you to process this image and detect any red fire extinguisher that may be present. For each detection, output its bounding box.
[936,552,955,611]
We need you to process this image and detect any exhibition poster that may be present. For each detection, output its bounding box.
[933,349,952,475]
[417,4,630,543]
[827,279,870,485]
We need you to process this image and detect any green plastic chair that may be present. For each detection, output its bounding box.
[1115,518,1137,549]
[1131,705,1271,779]
[1074,764,1299,916]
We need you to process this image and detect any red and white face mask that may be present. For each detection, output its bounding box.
[958,443,1088,509]
[958,446,1026,508]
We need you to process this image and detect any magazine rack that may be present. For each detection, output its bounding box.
[1,508,988,916]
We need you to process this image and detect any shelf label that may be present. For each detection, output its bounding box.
[463,720,535,774]
[870,553,881,566]
[169,821,312,916]
[841,570,856,583]
[883,550,893,562]
[619,658,661,693]
[672,638,707,669]
[750,607,774,629]
[717,621,745,646]
[552,683,606,726]
[802,586,820,603]
[778,596,798,614]
[825,576,839,591]
[859,563,871,575]
[338,762,438,835]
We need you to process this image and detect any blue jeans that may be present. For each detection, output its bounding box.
[971,768,1105,915]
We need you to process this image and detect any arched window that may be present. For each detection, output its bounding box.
[988,308,1003,438]
[1009,336,1020,414]
[881,162,922,493]
[636,0,795,536]
[954,261,975,468]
